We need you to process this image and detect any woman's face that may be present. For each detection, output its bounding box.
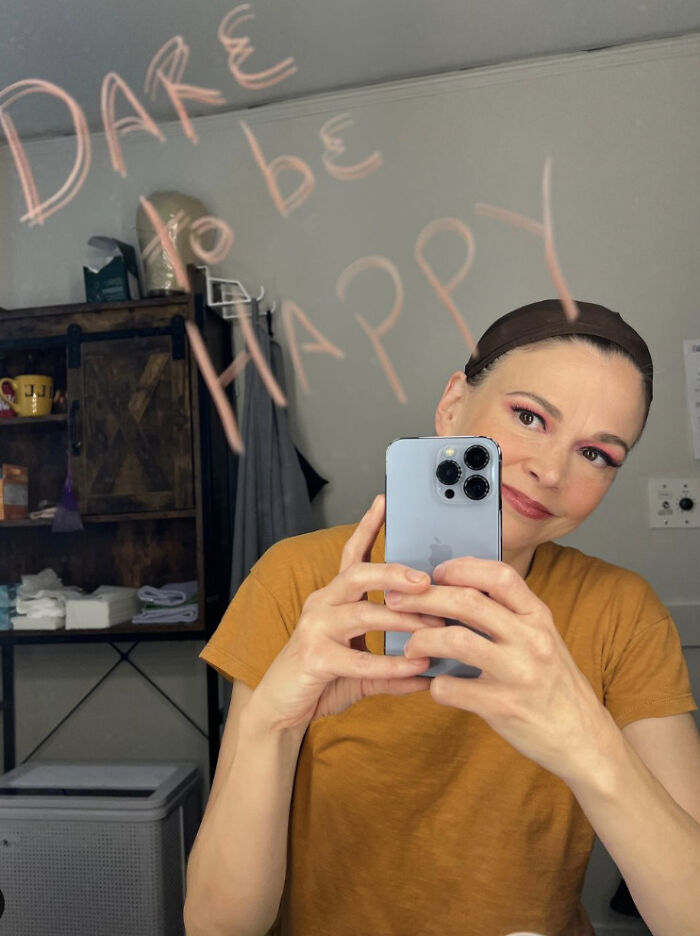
[435,341,647,553]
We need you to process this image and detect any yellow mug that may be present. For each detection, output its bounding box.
[0,374,54,417]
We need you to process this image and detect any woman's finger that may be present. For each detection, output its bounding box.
[339,494,385,573]
[323,560,431,607]
[404,623,498,675]
[429,672,501,715]
[349,610,443,652]
[328,603,445,641]
[312,639,431,682]
[385,584,511,642]
[432,556,542,615]
[363,676,433,698]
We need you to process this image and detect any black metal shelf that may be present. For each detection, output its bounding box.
[0,625,206,645]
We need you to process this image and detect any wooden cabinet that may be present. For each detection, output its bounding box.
[69,333,195,515]
[0,268,233,779]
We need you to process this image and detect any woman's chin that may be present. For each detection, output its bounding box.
[501,512,559,552]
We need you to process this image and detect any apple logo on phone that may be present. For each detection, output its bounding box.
[429,538,452,571]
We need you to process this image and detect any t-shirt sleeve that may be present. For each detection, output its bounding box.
[198,528,348,688]
[199,565,293,689]
[603,587,697,728]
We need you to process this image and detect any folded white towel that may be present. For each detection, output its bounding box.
[12,614,65,631]
[15,597,65,618]
[132,605,198,624]
[17,568,64,597]
[137,581,198,607]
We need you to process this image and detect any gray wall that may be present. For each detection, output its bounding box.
[1,35,699,929]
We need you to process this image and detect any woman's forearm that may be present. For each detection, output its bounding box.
[567,711,700,936]
[184,703,306,936]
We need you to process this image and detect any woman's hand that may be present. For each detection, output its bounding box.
[249,495,443,735]
[386,556,611,782]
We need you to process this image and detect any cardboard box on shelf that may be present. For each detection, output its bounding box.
[83,236,141,303]
[0,464,29,521]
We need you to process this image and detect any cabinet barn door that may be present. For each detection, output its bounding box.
[70,335,194,515]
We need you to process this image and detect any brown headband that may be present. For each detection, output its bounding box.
[464,299,653,411]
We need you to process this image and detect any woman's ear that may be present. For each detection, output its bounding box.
[435,371,470,435]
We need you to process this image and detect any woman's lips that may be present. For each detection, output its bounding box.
[502,483,554,520]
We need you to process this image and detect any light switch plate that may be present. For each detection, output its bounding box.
[648,478,700,528]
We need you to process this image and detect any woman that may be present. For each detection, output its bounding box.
[184,300,699,936]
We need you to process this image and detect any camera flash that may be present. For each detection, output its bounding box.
[445,447,455,456]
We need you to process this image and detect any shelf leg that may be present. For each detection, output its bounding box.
[1,644,16,774]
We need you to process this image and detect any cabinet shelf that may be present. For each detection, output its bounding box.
[0,509,197,528]
[0,413,67,427]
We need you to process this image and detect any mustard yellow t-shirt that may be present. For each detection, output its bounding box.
[201,526,696,936]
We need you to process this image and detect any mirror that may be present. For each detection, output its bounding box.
[1,5,698,936]
[1,2,697,535]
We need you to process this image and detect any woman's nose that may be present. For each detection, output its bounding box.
[524,444,569,488]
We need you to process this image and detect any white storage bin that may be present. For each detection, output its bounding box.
[0,761,202,936]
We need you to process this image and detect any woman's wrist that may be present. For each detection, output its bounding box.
[560,702,626,795]
[241,689,309,750]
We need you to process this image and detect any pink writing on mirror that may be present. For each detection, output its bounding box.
[184,297,290,454]
[336,255,407,405]
[320,113,383,182]
[240,120,315,218]
[281,301,346,396]
[188,217,235,265]
[240,114,384,218]
[0,79,91,226]
[0,5,299,223]
[218,4,298,90]
[144,37,227,145]
[414,217,478,356]
[476,157,579,322]
[141,209,235,269]
[158,160,579,451]
[102,72,166,178]
[0,6,581,454]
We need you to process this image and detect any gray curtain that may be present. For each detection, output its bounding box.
[229,317,314,599]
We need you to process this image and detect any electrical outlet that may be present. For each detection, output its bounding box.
[648,478,700,528]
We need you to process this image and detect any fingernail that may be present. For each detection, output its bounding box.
[406,570,429,583]
[433,564,445,581]
[386,590,402,603]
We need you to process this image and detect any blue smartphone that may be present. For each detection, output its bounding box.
[384,436,502,678]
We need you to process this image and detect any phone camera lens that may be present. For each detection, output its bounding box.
[464,474,490,500]
[464,445,489,471]
[436,459,461,485]
[444,488,455,499]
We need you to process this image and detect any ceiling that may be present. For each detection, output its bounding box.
[1,0,699,138]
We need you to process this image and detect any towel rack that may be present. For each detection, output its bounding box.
[197,265,276,322]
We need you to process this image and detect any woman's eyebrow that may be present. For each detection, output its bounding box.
[591,432,630,456]
[506,391,562,420]
[506,391,630,455]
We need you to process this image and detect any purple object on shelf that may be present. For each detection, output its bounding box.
[52,458,83,533]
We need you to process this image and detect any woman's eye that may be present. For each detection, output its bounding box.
[511,405,544,429]
[581,447,617,468]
